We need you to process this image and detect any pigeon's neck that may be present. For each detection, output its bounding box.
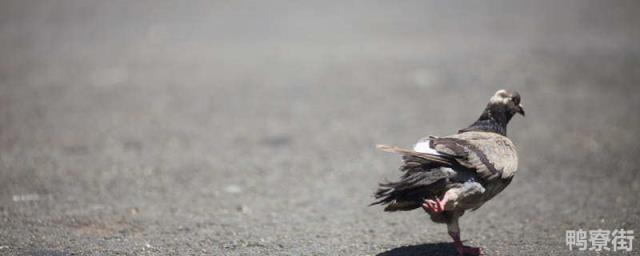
[460,104,514,136]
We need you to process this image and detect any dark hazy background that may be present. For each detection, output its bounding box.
[1,1,639,255]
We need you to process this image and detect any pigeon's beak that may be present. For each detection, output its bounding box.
[516,104,525,116]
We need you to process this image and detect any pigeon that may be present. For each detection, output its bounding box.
[372,89,524,256]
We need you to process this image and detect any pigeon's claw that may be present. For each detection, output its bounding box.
[449,231,483,256]
[421,197,447,213]
[456,245,483,256]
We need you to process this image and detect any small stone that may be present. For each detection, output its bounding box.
[237,205,250,214]
[224,185,242,194]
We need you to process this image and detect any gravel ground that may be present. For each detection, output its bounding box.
[1,1,639,255]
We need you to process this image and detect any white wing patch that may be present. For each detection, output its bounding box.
[413,140,440,155]
[414,139,456,175]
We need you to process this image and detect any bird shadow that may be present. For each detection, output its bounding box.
[376,242,457,256]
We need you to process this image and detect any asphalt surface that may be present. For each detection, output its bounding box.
[1,1,639,255]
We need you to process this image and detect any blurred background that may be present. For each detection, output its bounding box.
[1,1,639,255]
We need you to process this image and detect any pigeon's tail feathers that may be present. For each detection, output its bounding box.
[378,199,420,211]
[370,162,455,212]
[372,144,456,211]
[376,144,454,167]
[370,184,422,211]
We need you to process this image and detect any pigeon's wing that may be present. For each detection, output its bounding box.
[376,144,455,166]
[430,131,518,181]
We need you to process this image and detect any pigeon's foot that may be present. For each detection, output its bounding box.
[422,197,447,213]
[449,231,483,256]
[455,245,483,256]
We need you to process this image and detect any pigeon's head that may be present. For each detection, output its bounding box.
[489,89,525,117]
[460,89,524,135]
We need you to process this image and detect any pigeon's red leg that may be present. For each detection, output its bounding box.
[449,231,483,256]
[421,197,448,213]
